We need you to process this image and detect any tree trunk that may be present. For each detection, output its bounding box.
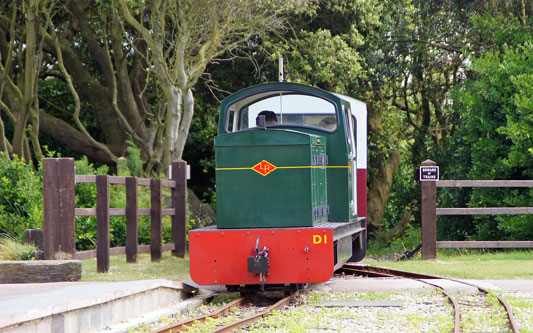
[43,26,129,153]
[12,108,28,158]
[367,150,401,234]
[12,0,39,159]
[0,117,10,154]
[375,199,417,242]
[173,88,194,160]
[161,86,182,169]
[39,112,118,164]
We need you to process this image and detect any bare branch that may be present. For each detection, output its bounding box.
[45,9,118,163]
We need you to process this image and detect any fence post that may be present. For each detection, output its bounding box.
[26,229,44,260]
[171,160,187,258]
[421,159,437,260]
[43,158,76,260]
[150,178,163,262]
[125,177,139,263]
[96,175,110,272]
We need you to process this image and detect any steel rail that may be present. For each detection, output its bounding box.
[339,265,461,333]
[341,264,520,333]
[212,291,299,333]
[437,276,520,333]
[154,296,245,333]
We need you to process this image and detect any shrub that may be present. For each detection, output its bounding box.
[74,157,109,250]
[368,224,421,257]
[0,234,36,260]
[0,153,43,242]
[0,152,179,251]
[73,156,174,250]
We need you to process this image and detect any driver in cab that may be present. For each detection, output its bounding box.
[256,110,277,126]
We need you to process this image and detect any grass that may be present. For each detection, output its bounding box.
[0,234,36,260]
[364,249,533,279]
[81,251,191,281]
[80,249,533,282]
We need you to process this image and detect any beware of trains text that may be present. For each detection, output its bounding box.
[419,166,439,181]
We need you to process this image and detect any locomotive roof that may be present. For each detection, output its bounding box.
[221,82,341,104]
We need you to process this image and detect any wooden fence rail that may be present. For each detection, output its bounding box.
[42,158,187,273]
[420,159,533,260]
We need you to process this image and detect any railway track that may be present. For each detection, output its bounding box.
[154,291,299,333]
[150,264,520,332]
[339,263,520,333]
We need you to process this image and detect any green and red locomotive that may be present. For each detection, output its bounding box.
[189,82,367,290]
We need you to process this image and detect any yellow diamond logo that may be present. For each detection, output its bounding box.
[252,160,277,176]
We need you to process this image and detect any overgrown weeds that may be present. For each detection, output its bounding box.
[0,234,36,260]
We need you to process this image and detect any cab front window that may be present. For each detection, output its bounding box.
[225,91,337,132]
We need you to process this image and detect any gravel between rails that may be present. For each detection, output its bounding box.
[140,280,533,332]
[244,291,454,332]
[243,290,532,332]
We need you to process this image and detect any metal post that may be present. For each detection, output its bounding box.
[171,160,187,258]
[43,158,76,260]
[421,159,437,260]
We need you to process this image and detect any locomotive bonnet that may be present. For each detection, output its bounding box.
[189,82,367,290]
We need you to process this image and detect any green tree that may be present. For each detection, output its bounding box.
[116,0,313,171]
[259,0,475,236]
[2,0,311,174]
[451,14,533,240]
[0,153,42,241]
[0,0,55,162]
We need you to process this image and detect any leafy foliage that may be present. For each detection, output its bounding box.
[368,224,422,257]
[182,98,218,205]
[74,157,109,250]
[0,154,43,241]
[73,156,174,250]
[281,28,364,93]
[2,0,533,249]
[449,15,533,240]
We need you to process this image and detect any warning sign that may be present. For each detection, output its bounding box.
[419,166,439,181]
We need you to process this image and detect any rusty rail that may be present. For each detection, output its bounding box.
[154,297,246,333]
[154,292,298,333]
[213,291,298,332]
[339,265,461,333]
[341,264,519,333]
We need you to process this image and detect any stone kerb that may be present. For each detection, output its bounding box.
[0,260,81,283]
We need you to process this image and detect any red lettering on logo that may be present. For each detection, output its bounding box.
[252,160,277,176]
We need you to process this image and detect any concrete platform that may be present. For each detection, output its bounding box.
[0,280,205,333]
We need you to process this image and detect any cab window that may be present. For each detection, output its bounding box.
[224,91,337,132]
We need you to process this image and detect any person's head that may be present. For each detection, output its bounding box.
[257,110,277,125]
[319,116,336,130]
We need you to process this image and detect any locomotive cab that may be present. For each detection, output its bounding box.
[189,82,367,289]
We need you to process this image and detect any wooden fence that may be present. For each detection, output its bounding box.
[42,158,187,272]
[420,159,533,260]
